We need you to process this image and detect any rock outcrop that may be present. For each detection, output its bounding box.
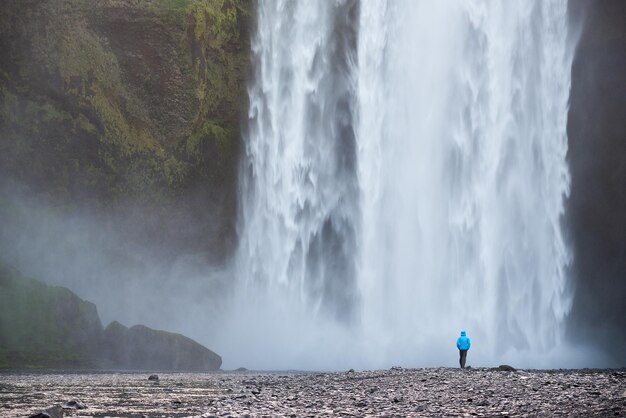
[0,260,221,370]
[102,321,222,371]
[0,261,103,368]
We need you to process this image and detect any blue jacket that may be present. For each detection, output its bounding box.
[456,331,470,350]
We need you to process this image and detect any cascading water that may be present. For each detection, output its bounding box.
[224,0,576,370]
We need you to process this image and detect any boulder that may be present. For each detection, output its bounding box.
[29,406,63,418]
[102,321,222,371]
[493,365,516,372]
[61,400,86,409]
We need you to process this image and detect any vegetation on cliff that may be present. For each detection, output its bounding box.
[0,0,251,259]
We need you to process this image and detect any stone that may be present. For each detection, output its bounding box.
[7,367,626,416]
[494,365,516,372]
[148,374,159,381]
[62,400,86,409]
[29,406,63,418]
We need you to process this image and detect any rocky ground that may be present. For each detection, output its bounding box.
[0,368,625,417]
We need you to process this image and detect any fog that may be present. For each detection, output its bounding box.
[1,0,624,371]
[0,185,231,352]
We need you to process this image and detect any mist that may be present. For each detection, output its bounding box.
[0,184,232,354]
[1,0,624,372]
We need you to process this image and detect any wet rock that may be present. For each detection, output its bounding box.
[148,374,159,381]
[235,367,249,372]
[62,399,86,409]
[494,365,516,372]
[5,367,626,416]
[29,406,63,418]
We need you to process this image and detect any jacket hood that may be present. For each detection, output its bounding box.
[460,331,466,336]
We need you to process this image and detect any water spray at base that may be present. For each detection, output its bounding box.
[217,0,577,371]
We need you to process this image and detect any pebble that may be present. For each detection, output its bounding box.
[3,368,625,417]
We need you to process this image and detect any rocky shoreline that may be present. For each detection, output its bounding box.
[1,367,624,417]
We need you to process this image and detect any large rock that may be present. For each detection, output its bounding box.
[102,321,221,371]
[28,406,63,418]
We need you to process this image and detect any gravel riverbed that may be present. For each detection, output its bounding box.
[1,368,625,417]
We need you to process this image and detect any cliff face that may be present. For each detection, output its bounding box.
[567,0,626,363]
[0,0,251,260]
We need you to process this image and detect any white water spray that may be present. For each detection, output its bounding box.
[222,0,576,370]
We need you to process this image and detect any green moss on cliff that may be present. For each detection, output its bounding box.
[0,0,250,207]
[188,0,249,121]
[0,0,250,260]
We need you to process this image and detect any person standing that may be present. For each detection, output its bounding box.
[456,330,471,368]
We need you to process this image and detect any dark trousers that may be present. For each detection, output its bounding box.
[459,349,468,368]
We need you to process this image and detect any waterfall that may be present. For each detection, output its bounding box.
[228,0,575,370]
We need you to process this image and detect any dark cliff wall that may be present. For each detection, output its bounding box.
[567,0,626,364]
[0,0,251,261]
